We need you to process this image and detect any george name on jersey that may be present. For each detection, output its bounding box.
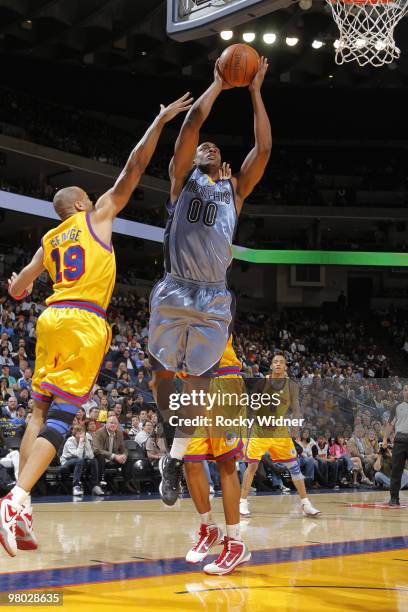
[50,228,82,249]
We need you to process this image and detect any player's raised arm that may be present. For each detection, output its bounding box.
[233,57,272,214]
[8,247,45,300]
[94,93,193,220]
[169,61,231,202]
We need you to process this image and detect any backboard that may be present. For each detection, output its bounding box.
[166,0,293,41]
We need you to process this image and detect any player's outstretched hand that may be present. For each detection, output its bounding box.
[8,272,33,298]
[214,59,233,90]
[219,162,232,181]
[159,92,194,122]
[249,56,269,93]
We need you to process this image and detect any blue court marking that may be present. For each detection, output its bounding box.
[0,536,407,592]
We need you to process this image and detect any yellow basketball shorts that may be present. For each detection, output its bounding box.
[184,374,245,462]
[245,436,298,464]
[185,434,244,463]
[32,300,112,405]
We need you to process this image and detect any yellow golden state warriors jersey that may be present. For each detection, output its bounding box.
[178,336,241,379]
[217,335,242,377]
[263,377,291,418]
[42,211,116,311]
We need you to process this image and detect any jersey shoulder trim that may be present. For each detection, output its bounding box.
[86,212,113,253]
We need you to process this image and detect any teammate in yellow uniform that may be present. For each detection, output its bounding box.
[240,353,321,518]
[0,92,193,557]
[183,336,251,575]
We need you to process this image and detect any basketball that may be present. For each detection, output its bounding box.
[218,44,260,87]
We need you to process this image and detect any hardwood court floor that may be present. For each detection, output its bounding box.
[0,490,407,611]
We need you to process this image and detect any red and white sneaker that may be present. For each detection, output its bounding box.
[186,524,222,564]
[203,537,251,575]
[16,506,38,551]
[0,492,22,557]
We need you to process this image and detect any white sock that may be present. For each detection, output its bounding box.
[23,495,31,509]
[240,498,248,505]
[170,435,190,460]
[200,511,214,525]
[301,497,309,505]
[10,485,29,508]
[226,523,241,541]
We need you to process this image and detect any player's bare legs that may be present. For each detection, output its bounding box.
[184,462,221,564]
[152,370,184,504]
[0,397,79,556]
[0,398,50,554]
[151,370,176,423]
[203,456,250,575]
[239,462,258,516]
[240,460,321,517]
[184,462,211,515]
[153,370,210,506]
[218,458,240,526]
[184,457,249,573]
[18,400,48,474]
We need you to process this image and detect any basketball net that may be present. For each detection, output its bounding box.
[326,0,408,66]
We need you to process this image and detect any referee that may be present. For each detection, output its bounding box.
[386,384,408,506]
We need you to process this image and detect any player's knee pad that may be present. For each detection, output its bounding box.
[287,460,304,481]
[38,401,78,452]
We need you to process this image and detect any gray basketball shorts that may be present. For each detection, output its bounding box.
[148,274,235,376]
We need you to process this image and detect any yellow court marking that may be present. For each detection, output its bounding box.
[14,549,408,612]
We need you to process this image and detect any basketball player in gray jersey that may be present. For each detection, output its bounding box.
[149,57,271,506]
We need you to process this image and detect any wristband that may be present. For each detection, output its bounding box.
[9,289,28,301]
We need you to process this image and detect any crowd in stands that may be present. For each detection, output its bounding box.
[0,286,404,497]
[2,86,408,216]
[0,177,165,227]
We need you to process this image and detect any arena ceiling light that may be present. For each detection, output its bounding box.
[286,37,299,47]
[312,39,324,49]
[242,32,256,43]
[263,33,277,44]
[220,30,233,41]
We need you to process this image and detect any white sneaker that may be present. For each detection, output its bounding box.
[91,486,104,496]
[209,485,215,495]
[0,492,21,557]
[280,485,291,494]
[239,500,251,517]
[302,499,321,517]
[203,537,251,575]
[186,524,222,563]
[73,486,84,496]
[16,506,38,551]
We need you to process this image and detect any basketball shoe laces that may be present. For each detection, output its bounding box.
[192,525,215,553]
[16,508,32,537]
[215,537,237,566]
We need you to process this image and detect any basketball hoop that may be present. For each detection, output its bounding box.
[326,0,408,66]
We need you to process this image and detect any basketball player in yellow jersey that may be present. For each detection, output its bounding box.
[182,336,251,575]
[240,353,321,518]
[0,92,193,557]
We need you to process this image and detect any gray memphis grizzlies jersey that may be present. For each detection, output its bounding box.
[164,167,237,283]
